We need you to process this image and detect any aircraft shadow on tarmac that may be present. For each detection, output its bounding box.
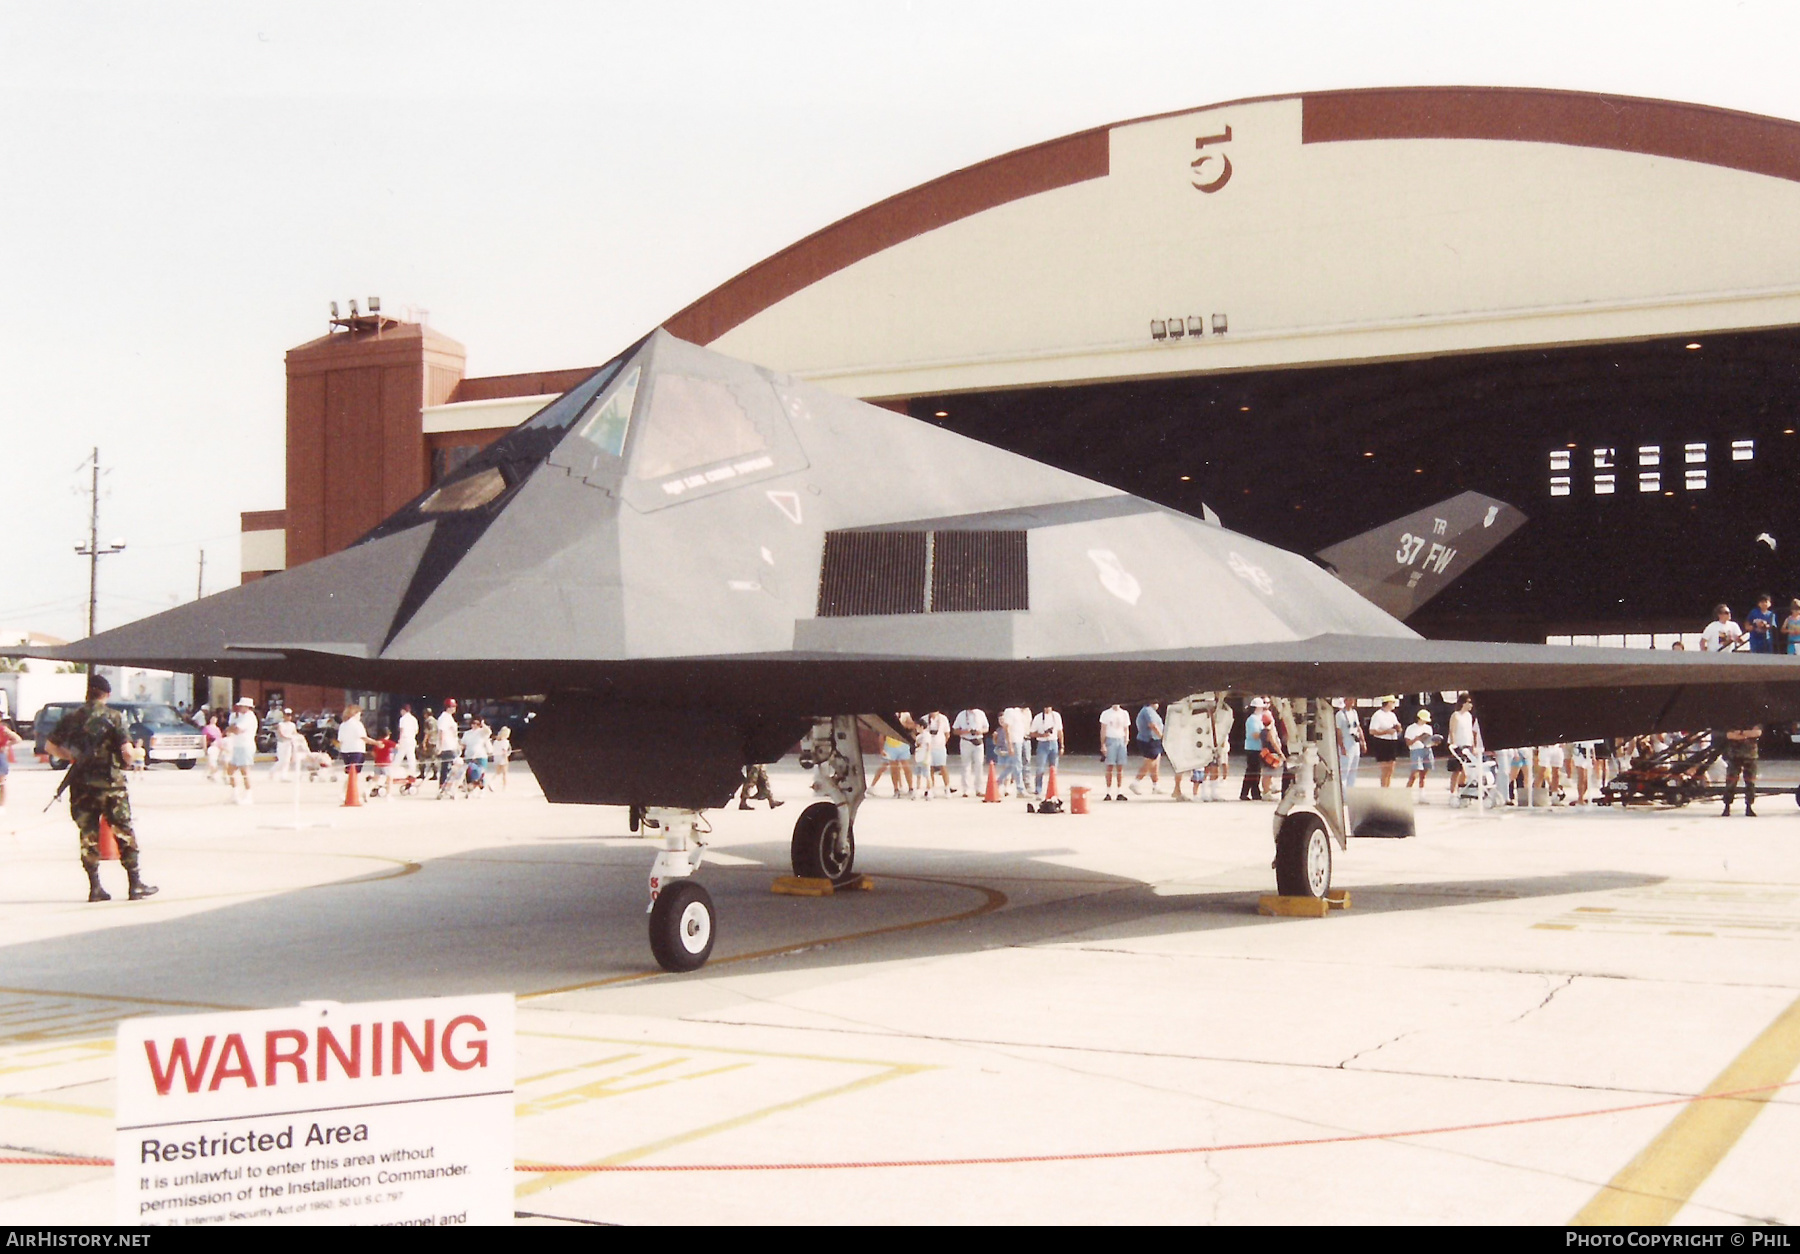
[0,835,1665,1027]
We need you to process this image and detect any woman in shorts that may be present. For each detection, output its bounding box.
[336,704,368,800]
[1367,696,1403,787]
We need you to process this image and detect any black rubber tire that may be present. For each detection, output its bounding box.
[790,801,855,881]
[1273,812,1333,899]
[648,880,715,972]
[176,760,197,771]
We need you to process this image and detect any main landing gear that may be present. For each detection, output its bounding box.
[638,715,867,973]
[792,716,866,885]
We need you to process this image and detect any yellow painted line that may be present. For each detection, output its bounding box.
[1573,991,1800,1225]
[515,1062,929,1198]
[1533,923,1576,931]
[518,1052,641,1085]
[521,874,1007,999]
[0,986,244,1012]
[0,1095,110,1118]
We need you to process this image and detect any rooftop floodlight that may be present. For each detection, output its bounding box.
[1150,320,1167,340]
[368,296,381,313]
[1211,313,1228,334]
[1168,317,1185,339]
[349,299,360,318]
[1188,316,1204,336]
[330,301,339,319]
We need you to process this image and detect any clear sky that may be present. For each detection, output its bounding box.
[4,0,1799,641]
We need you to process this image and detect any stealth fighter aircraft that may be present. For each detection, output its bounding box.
[36,330,1800,968]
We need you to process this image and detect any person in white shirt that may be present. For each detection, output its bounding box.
[1098,703,1131,800]
[271,707,299,781]
[337,704,368,800]
[952,707,990,797]
[1403,709,1435,801]
[491,725,513,790]
[1701,604,1744,652]
[923,710,953,797]
[1000,707,1032,798]
[1446,695,1475,799]
[1333,699,1365,788]
[1367,696,1403,788]
[459,716,492,792]
[395,703,420,783]
[1029,705,1065,798]
[225,697,259,805]
[434,700,462,798]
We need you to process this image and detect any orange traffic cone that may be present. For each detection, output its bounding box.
[1044,764,1060,801]
[342,765,363,807]
[982,760,1000,803]
[96,816,120,862]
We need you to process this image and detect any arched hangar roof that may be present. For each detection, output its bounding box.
[665,87,1800,399]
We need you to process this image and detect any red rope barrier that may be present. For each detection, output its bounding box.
[10,1079,1791,1174]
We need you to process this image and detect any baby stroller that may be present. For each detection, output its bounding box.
[1450,745,1501,808]
[437,755,468,799]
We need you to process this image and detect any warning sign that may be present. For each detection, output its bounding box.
[116,994,513,1227]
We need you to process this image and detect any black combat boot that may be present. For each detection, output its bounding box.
[127,866,159,900]
[85,863,110,903]
[1745,784,1757,817]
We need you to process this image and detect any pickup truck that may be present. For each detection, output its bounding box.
[36,702,207,769]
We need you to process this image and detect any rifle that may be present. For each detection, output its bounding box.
[43,723,128,812]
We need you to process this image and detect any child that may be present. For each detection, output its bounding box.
[368,728,397,799]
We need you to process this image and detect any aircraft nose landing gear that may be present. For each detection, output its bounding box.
[643,808,716,971]
[649,879,715,972]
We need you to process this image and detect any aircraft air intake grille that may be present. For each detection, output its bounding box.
[818,530,1029,616]
[931,530,1029,612]
[818,531,929,616]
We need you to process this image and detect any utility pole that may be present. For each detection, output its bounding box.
[196,548,206,600]
[72,447,126,638]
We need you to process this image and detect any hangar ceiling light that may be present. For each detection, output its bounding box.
[1686,342,1703,350]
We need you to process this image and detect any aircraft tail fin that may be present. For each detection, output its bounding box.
[1315,491,1525,621]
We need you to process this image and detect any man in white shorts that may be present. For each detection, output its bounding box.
[226,697,258,805]
[1540,742,1566,802]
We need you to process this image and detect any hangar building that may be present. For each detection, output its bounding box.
[243,86,1800,705]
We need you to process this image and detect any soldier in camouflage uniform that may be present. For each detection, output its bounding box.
[47,675,158,903]
[1721,724,1762,818]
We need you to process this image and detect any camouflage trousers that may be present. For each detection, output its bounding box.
[739,764,773,801]
[70,788,140,870]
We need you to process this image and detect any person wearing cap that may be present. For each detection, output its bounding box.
[1404,708,1436,802]
[46,674,157,902]
[1367,696,1403,787]
[1238,697,1270,801]
[224,697,258,805]
[434,700,462,799]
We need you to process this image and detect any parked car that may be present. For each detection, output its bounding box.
[37,701,206,769]
[32,702,83,763]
